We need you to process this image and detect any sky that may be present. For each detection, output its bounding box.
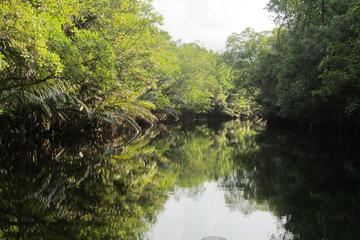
[152,0,275,51]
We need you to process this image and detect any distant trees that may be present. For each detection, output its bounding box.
[164,43,233,115]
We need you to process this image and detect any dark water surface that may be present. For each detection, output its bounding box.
[0,121,359,239]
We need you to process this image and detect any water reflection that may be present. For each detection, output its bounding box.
[230,129,360,240]
[0,121,359,239]
[146,182,283,240]
[0,134,170,239]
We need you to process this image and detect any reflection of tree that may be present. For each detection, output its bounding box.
[161,121,262,198]
[0,120,269,239]
[214,121,266,214]
[221,174,262,215]
[0,135,170,239]
[172,185,207,201]
[120,121,264,210]
[166,126,233,188]
[233,130,360,240]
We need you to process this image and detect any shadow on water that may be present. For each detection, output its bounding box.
[0,121,359,239]
[0,130,172,239]
[224,128,360,240]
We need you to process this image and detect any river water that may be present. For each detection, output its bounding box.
[0,121,359,239]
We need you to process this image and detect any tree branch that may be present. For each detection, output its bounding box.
[1,75,63,92]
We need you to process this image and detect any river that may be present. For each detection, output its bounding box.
[0,120,359,239]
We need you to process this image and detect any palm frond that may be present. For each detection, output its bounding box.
[3,80,88,125]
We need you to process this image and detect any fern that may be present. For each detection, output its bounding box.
[2,80,87,126]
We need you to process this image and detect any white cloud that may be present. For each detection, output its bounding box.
[152,0,275,51]
[188,0,226,29]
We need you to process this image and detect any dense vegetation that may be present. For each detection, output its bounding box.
[0,0,243,140]
[224,0,360,129]
[2,0,358,136]
[1,1,359,238]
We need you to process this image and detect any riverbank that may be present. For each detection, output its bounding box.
[1,107,357,148]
